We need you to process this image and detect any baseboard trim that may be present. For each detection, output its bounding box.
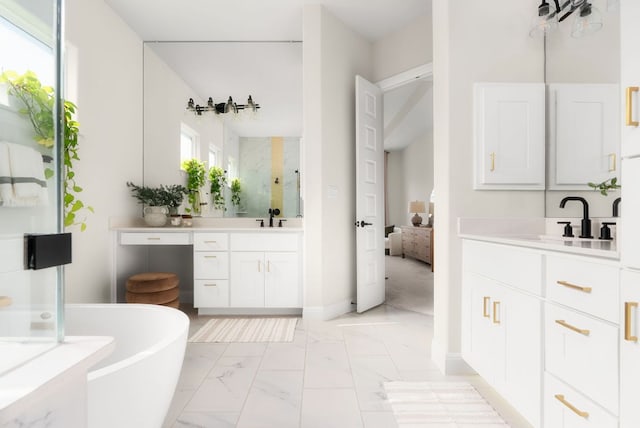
[431,338,475,375]
[303,299,354,320]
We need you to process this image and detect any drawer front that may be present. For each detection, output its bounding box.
[194,233,229,251]
[194,252,229,279]
[544,372,617,428]
[545,303,618,414]
[462,240,542,295]
[546,255,619,323]
[230,233,298,252]
[194,279,229,308]
[120,232,191,246]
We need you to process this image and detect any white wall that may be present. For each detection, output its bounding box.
[64,0,143,302]
[373,14,432,82]
[432,0,544,373]
[387,133,434,227]
[302,5,373,318]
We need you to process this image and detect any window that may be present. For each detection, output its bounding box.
[180,123,199,167]
[208,143,220,168]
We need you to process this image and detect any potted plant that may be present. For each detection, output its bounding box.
[231,178,242,208]
[1,70,92,230]
[208,166,227,211]
[181,158,206,215]
[126,182,187,226]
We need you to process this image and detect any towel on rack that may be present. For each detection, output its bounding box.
[0,141,48,207]
[0,143,13,204]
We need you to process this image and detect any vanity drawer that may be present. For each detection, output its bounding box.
[230,233,299,252]
[546,255,619,323]
[544,372,617,428]
[545,302,618,414]
[194,233,229,251]
[462,240,542,295]
[120,232,191,246]
[194,279,229,308]
[194,252,229,279]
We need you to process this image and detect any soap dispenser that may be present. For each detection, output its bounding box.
[599,222,616,240]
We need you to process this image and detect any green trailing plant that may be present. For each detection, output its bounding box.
[208,166,227,210]
[126,182,187,208]
[1,70,92,230]
[181,158,206,214]
[588,177,620,196]
[230,178,242,207]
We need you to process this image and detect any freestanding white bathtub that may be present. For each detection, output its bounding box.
[65,303,189,428]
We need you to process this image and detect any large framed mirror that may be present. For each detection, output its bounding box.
[544,0,620,218]
[143,41,302,218]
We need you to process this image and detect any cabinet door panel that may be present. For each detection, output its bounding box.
[620,269,640,428]
[230,252,264,307]
[265,252,300,307]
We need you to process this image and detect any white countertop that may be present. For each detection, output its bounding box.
[0,336,114,420]
[458,217,619,260]
[109,216,304,231]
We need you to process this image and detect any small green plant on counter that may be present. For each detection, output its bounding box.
[208,166,227,210]
[230,178,242,207]
[181,158,206,214]
[588,177,620,196]
[1,70,92,230]
[126,182,187,210]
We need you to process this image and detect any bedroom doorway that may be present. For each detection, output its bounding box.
[378,64,434,315]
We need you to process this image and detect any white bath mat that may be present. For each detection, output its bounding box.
[188,317,298,343]
[383,381,511,427]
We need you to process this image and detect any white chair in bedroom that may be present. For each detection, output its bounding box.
[385,226,402,256]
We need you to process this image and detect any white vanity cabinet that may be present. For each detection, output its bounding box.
[621,0,640,158]
[461,240,542,428]
[193,232,230,308]
[473,83,545,190]
[620,269,640,428]
[229,233,301,308]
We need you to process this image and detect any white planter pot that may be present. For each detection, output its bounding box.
[143,206,168,227]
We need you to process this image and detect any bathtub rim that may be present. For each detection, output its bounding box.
[65,303,189,379]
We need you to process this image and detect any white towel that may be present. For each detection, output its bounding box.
[0,142,13,205]
[0,141,48,207]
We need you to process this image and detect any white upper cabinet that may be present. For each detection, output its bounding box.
[548,84,619,189]
[621,0,640,159]
[473,83,545,190]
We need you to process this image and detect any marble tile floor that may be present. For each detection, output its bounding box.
[163,302,533,428]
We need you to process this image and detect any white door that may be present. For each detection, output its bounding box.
[355,75,385,313]
[621,0,640,158]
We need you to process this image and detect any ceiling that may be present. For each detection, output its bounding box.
[106,0,432,148]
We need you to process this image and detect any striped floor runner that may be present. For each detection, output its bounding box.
[384,381,510,427]
[188,317,298,343]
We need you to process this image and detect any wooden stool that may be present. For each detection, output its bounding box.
[126,272,179,308]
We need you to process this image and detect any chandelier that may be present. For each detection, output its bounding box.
[186,96,260,115]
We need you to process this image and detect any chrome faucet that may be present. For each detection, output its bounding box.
[559,196,592,238]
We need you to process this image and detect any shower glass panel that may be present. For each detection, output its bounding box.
[0,0,64,374]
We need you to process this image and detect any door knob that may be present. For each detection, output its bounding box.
[359,220,373,227]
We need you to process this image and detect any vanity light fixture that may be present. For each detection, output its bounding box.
[186,95,260,116]
[529,0,603,38]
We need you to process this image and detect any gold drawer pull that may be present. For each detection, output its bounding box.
[492,301,501,324]
[147,237,161,240]
[626,86,639,127]
[483,296,490,318]
[557,280,592,293]
[625,302,638,342]
[490,152,496,172]
[267,261,271,273]
[554,394,589,418]
[204,255,217,259]
[0,296,12,308]
[203,283,217,287]
[258,261,261,272]
[555,319,590,336]
[204,240,217,244]
[609,153,617,172]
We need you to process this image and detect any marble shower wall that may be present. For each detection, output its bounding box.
[239,137,300,218]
